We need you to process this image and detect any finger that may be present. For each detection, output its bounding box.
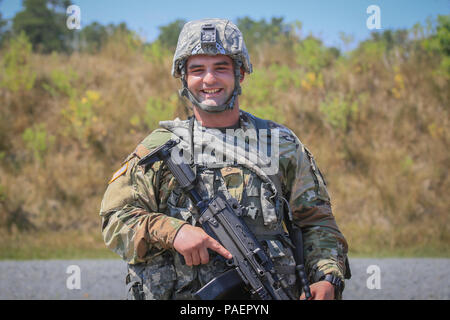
[315,292,325,300]
[191,250,201,266]
[199,246,210,265]
[184,253,193,266]
[207,238,232,260]
[300,287,315,300]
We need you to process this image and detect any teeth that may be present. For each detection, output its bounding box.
[203,89,220,94]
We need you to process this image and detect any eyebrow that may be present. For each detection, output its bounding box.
[188,60,231,70]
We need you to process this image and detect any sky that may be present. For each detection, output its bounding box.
[1,0,449,50]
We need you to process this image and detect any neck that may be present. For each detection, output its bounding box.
[193,102,240,128]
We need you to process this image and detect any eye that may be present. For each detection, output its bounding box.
[216,66,230,72]
[190,68,203,74]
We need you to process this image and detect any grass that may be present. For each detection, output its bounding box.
[347,245,450,258]
[0,230,447,260]
[0,230,118,260]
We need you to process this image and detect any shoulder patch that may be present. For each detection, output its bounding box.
[135,144,150,159]
[108,162,129,184]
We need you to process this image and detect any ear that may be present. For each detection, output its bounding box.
[239,67,245,83]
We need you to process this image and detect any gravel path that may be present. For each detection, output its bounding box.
[0,258,448,300]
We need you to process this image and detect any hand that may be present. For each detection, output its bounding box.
[173,224,232,266]
[300,281,335,300]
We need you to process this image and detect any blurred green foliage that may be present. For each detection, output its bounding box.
[0,32,36,92]
[12,0,73,53]
[128,94,179,133]
[22,123,55,163]
[236,17,292,49]
[144,40,171,63]
[61,90,102,147]
[42,68,78,98]
[319,94,358,131]
[144,95,179,130]
[294,37,339,72]
[270,64,302,90]
[1,6,447,84]
[78,22,109,53]
[421,15,450,77]
[241,68,286,123]
[108,24,143,52]
[77,21,139,53]
[157,19,186,50]
[0,183,6,203]
[0,0,7,45]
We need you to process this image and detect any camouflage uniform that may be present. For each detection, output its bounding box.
[100,18,349,300]
[100,111,349,299]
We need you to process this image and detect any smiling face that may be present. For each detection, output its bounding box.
[185,54,237,108]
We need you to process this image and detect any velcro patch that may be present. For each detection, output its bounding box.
[109,162,128,184]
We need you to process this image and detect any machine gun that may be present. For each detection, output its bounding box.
[138,139,310,300]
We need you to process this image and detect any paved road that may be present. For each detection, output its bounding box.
[0,258,448,300]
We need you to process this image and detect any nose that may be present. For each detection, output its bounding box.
[203,68,217,84]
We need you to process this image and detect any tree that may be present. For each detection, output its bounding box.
[294,35,340,72]
[435,15,450,56]
[370,29,409,51]
[157,19,186,50]
[12,0,73,53]
[0,0,10,46]
[79,21,108,52]
[236,16,293,50]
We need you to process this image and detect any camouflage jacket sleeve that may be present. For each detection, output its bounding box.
[99,129,187,264]
[278,128,349,285]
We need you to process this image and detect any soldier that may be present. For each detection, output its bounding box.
[100,18,350,300]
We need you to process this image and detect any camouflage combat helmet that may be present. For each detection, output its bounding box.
[172,18,253,113]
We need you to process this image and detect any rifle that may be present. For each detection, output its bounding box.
[138,139,309,300]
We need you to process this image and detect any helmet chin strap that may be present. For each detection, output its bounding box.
[179,59,243,113]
